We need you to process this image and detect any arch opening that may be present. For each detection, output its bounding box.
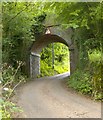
[31,34,69,54]
[39,42,70,77]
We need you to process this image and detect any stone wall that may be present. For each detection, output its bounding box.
[30,53,40,78]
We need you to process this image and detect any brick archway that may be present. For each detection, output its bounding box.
[30,27,78,78]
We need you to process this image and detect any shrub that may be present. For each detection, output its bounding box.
[68,62,102,100]
[1,62,26,118]
[68,70,92,95]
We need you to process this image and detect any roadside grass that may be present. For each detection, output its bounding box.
[89,50,101,62]
[67,50,102,101]
[1,62,25,118]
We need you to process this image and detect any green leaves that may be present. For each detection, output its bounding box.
[68,70,92,95]
[40,43,69,76]
[0,98,23,118]
[68,50,102,100]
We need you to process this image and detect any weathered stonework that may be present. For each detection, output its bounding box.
[30,53,40,78]
[30,25,78,78]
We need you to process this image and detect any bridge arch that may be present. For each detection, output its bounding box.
[31,34,69,54]
[30,27,78,78]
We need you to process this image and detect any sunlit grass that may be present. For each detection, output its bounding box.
[89,50,101,62]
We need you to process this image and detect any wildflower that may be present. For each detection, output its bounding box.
[8,65,12,69]
[3,87,9,91]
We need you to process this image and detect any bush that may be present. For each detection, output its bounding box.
[90,61,102,100]
[40,60,54,77]
[67,50,102,101]
[68,62,102,100]
[39,43,69,77]
[68,70,92,95]
[1,62,26,118]
[0,99,23,118]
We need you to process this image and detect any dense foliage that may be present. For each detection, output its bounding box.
[40,43,69,77]
[1,62,26,118]
[2,3,39,118]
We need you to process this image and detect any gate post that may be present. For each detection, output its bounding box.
[30,52,40,78]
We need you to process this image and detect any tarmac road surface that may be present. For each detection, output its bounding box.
[15,72,101,118]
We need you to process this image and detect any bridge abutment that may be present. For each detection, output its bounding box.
[30,52,40,78]
[30,49,78,78]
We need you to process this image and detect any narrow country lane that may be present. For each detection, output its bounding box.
[15,72,101,118]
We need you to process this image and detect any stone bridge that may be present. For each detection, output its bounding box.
[30,25,78,78]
